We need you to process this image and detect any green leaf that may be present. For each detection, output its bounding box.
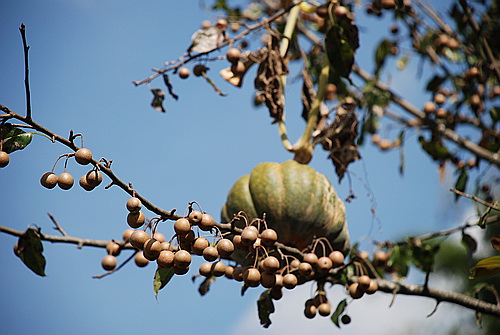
[419,137,452,161]
[425,75,446,92]
[330,299,347,328]
[0,123,34,153]
[410,242,439,274]
[153,267,174,298]
[469,256,500,279]
[15,227,46,276]
[489,106,500,125]
[388,244,410,279]
[325,26,355,78]
[454,168,468,201]
[398,130,405,175]
[257,290,275,328]
[374,39,392,74]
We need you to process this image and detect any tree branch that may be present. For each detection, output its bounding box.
[19,24,32,120]
[0,225,135,249]
[375,277,500,318]
[351,65,500,166]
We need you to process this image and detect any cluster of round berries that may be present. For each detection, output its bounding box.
[39,148,103,191]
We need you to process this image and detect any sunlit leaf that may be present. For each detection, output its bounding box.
[16,227,46,276]
[454,169,468,201]
[397,54,409,70]
[153,267,174,298]
[0,123,34,153]
[330,299,347,328]
[257,290,275,328]
[374,39,392,74]
[469,256,500,279]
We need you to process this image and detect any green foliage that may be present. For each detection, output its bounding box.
[15,227,46,276]
[330,299,347,328]
[0,123,33,153]
[153,267,174,298]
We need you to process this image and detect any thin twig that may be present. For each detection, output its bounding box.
[450,188,500,211]
[47,212,68,236]
[132,3,298,86]
[19,24,32,120]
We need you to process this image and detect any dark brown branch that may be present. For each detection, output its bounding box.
[0,225,135,250]
[351,66,500,167]
[19,24,32,120]
[375,278,500,318]
[0,104,180,221]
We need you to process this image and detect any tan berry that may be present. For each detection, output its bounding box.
[199,213,216,231]
[57,172,74,190]
[126,197,142,213]
[101,255,117,271]
[75,148,93,165]
[0,151,9,168]
[40,172,58,189]
[127,211,145,229]
[106,242,121,256]
[178,67,190,79]
[85,170,102,187]
[129,230,149,250]
[134,251,149,267]
[216,238,234,257]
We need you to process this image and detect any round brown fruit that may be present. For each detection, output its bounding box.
[202,246,219,262]
[232,266,245,282]
[157,250,174,268]
[298,262,313,277]
[260,272,277,288]
[216,239,234,257]
[79,175,94,191]
[188,210,203,224]
[341,314,351,325]
[290,259,300,270]
[224,265,234,279]
[365,279,378,295]
[434,93,446,105]
[423,101,436,114]
[173,265,190,275]
[260,228,278,246]
[211,261,226,277]
[0,151,10,168]
[106,242,121,256]
[101,255,117,271]
[143,238,162,260]
[134,251,149,267]
[127,211,145,229]
[329,251,345,266]
[174,250,192,268]
[178,67,190,79]
[243,268,261,287]
[226,48,241,64]
[174,218,191,235]
[348,283,364,299]
[357,275,371,290]
[304,304,317,319]
[160,241,173,251]
[75,148,93,165]
[282,273,298,289]
[122,228,134,241]
[126,197,142,213]
[318,302,331,316]
[270,286,283,300]
[379,139,392,151]
[263,256,280,274]
[153,232,166,243]
[129,230,150,249]
[40,172,58,189]
[57,172,74,190]
[199,262,213,277]
[192,237,210,255]
[85,170,102,187]
[303,252,318,265]
[374,250,388,265]
[199,213,215,231]
[317,256,333,272]
[241,226,258,246]
[193,64,206,77]
[334,5,348,17]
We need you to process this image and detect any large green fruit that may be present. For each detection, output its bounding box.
[221,160,349,252]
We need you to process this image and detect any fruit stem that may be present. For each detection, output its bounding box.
[292,55,329,161]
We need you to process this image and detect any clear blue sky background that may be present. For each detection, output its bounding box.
[0,1,481,334]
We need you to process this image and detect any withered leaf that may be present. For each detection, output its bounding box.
[150,88,166,113]
[254,31,288,123]
[317,103,360,181]
[198,276,215,296]
[257,290,275,328]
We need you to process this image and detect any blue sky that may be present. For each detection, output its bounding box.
[0,1,483,334]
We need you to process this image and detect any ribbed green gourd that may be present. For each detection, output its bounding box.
[221,160,350,252]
